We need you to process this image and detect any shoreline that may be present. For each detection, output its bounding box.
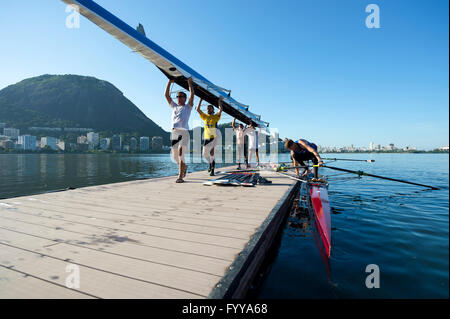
[0,150,448,155]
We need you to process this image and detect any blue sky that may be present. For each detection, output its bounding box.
[0,0,448,149]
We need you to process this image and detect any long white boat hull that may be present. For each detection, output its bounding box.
[61,0,269,129]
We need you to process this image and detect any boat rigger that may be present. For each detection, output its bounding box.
[61,0,269,130]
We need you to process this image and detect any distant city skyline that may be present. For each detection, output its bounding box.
[1,125,448,154]
[0,0,448,150]
[0,126,167,153]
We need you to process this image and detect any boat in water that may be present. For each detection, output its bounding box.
[307,180,332,258]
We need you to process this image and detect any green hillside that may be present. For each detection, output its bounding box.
[0,74,169,142]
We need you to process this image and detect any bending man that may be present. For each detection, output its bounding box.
[196,96,223,176]
[284,139,323,181]
[165,78,194,183]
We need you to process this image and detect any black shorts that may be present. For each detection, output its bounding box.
[171,135,183,147]
[291,152,318,164]
[204,138,215,146]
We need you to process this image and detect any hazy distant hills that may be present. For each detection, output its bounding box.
[0,74,169,140]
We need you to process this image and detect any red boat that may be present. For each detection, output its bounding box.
[308,180,332,258]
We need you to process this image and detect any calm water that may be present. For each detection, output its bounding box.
[254,153,449,299]
[0,153,226,199]
[0,153,448,298]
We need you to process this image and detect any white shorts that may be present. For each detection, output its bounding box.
[171,128,189,150]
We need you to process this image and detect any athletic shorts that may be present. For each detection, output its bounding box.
[171,128,189,149]
[291,151,318,164]
[203,137,217,147]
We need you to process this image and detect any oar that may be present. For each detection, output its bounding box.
[274,171,309,183]
[317,165,440,190]
[322,158,375,163]
[274,165,309,172]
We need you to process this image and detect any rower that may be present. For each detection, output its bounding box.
[165,78,194,183]
[284,139,324,181]
[232,118,246,170]
[244,122,260,168]
[196,97,223,176]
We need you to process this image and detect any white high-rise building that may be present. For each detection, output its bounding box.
[18,135,37,151]
[111,134,122,151]
[152,136,163,151]
[57,140,65,151]
[3,128,20,139]
[130,137,137,151]
[100,138,111,150]
[77,135,88,144]
[140,136,150,152]
[369,142,375,151]
[87,132,100,147]
[41,137,57,150]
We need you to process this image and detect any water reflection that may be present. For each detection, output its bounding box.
[0,153,234,199]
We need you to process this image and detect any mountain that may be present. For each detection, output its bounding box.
[0,74,168,141]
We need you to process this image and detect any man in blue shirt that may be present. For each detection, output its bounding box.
[284,139,324,181]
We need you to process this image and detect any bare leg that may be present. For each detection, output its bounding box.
[255,149,260,166]
[178,147,183,179]
[179,146,187,180]
[210,148,215,175]
[210,148,215,164]
[291,151,299,176]
[247,150,253,168]
[236,144,243,169]
[202,147,211,164]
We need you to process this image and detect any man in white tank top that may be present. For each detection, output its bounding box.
[164,78,194,183]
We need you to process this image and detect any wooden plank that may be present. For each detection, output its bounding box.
[0,204,252,242]
[3,201,257,233]
[0,244,201,299]
[0,168,297,298]
[13,199,265,227]
[0,219,232,275]
[0,266,95,299]
[0,229,220,296]
[0,205,248,249]
[0,213,239,260]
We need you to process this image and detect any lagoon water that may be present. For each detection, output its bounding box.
[0,153,448,298]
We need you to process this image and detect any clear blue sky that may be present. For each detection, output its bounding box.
[0,0,448,149]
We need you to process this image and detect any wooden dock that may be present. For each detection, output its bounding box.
[0,168,299,299]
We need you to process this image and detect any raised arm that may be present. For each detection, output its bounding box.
[187,78,195,107]
[298,140,323,165]
[165,79,174,106]
[217,96,223,118]
[196,98,205,116]
[232,118,237,130]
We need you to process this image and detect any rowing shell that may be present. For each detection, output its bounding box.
[308,181,332,258]
[61,0,268,130]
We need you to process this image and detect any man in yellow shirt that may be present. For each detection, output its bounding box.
[196,96,223,176]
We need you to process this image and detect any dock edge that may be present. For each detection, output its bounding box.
[208,180,300,299]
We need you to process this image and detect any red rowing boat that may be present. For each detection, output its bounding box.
[309,181,332,258]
